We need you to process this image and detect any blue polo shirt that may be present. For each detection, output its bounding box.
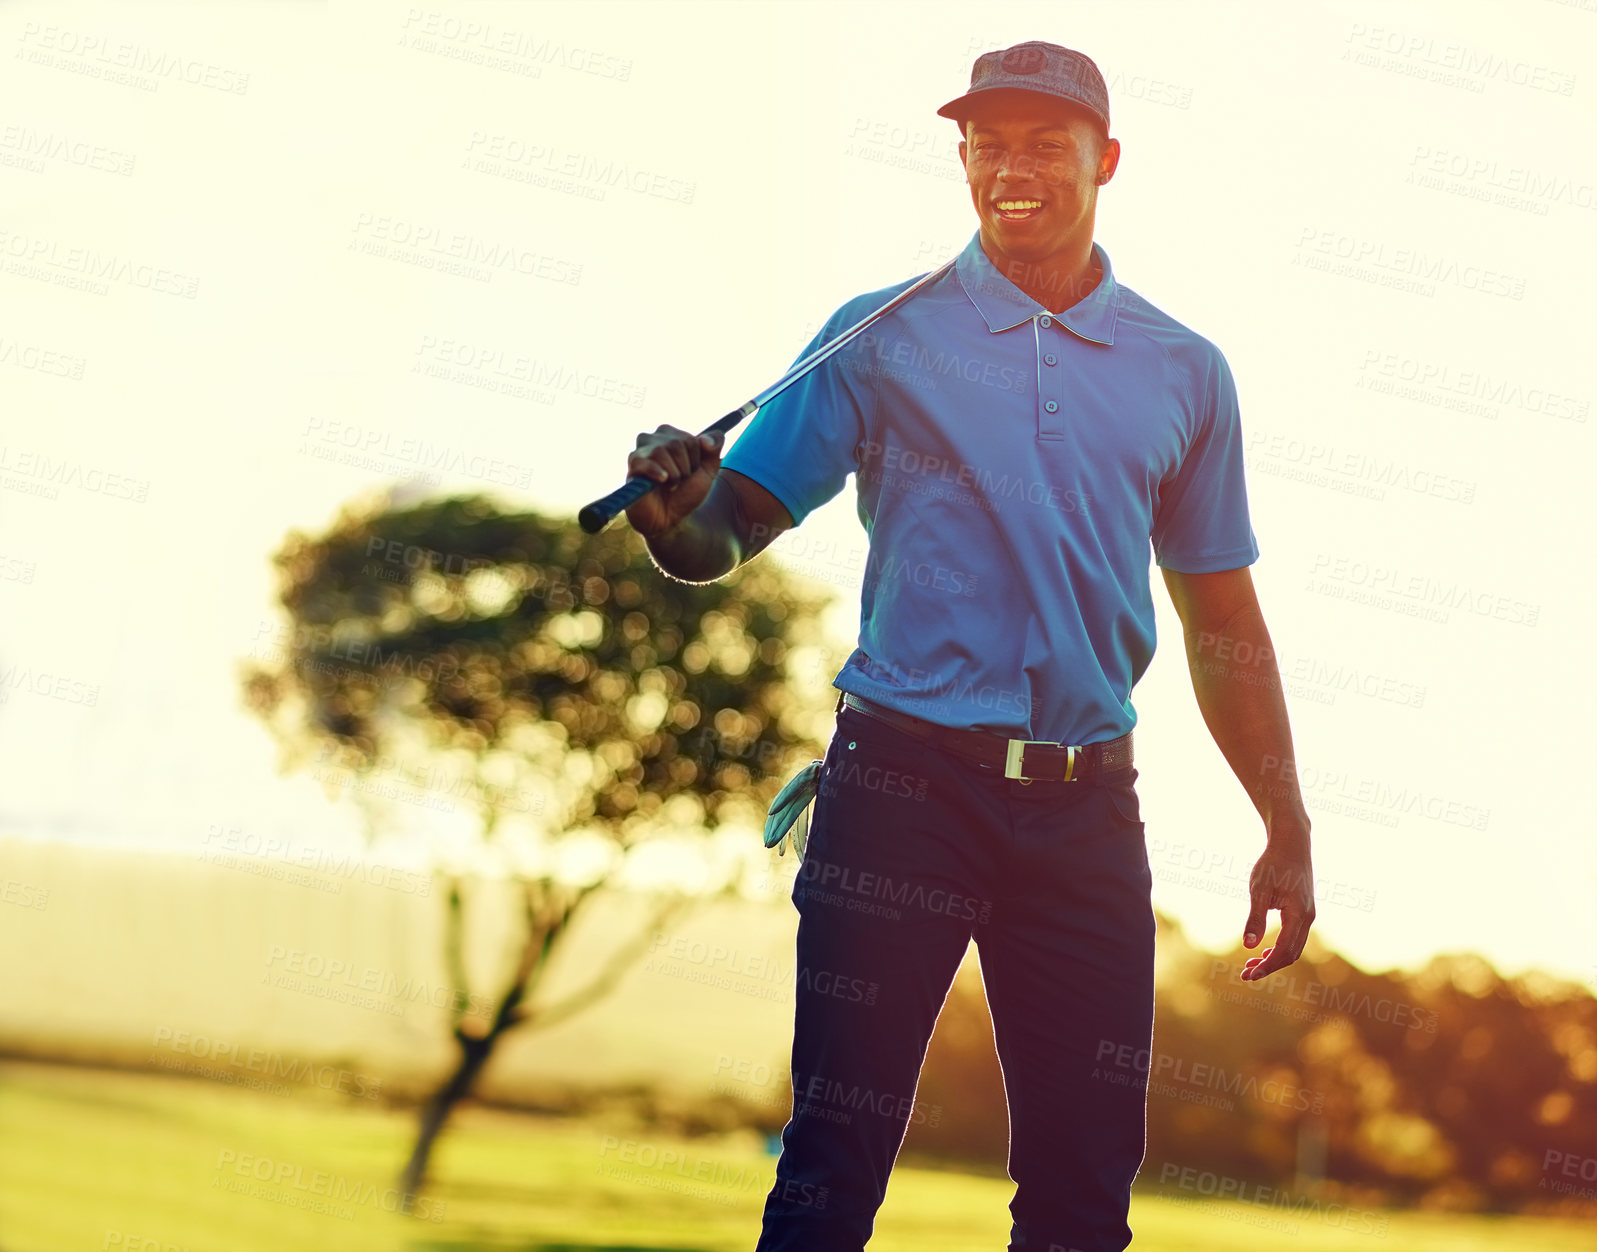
[721,230,1259,745]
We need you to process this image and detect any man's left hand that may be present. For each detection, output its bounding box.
[1239,835,1315,982]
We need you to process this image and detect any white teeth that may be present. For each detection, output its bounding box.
[997,200,1042,211]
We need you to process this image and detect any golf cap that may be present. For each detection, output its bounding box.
[937,41,1110,135]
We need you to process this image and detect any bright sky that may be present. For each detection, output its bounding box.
[1,1,1593,986]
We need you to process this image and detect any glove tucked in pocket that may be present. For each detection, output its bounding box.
[763,759,823,860]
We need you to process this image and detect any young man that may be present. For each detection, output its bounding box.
[624,40,1314,1252]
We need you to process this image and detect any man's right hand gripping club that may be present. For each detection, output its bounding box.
[625,425,725,540]
[622,425,792,584]
[626,424,795,581]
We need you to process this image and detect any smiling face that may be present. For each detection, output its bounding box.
[957,90,1119,271]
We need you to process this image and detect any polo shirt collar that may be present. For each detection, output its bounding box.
[955,229,1119,345]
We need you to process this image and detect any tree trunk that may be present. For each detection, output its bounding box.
[396,886,693,1200]
[398,1025,499,1197]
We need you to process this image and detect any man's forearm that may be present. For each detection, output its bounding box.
[642,482,745,583]
[645,514,738,582]
[1183,608,1311,840]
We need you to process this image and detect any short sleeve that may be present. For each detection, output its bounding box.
[1151,344,1261,573]
[719,302,876,528]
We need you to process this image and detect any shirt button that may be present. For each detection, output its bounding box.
[1044,353,1058,366]
[1039,316,1052,328]
[1044,400,1058,413]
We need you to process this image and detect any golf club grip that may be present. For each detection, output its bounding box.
[578,477,655,533]
[577,407,749,534]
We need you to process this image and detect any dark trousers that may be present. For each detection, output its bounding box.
[755,703,1156,1252]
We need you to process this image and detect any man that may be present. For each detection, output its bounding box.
[624,40,1314,1252]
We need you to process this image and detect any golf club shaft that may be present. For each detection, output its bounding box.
[578,257,957,533]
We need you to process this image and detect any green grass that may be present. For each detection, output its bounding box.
[0,1060,1584,1251]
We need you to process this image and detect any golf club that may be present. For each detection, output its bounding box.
[578,256,958,533]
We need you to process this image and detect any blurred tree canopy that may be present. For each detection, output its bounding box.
[885,917,1597,1217]
[240,489,833,1193]
[243,491,836,842]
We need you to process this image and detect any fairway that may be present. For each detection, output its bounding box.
[0,1061,1580,1251]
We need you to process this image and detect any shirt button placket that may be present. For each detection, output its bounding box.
[1037,315,1064,431]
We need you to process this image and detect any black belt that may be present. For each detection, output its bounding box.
[840,693,1133,783]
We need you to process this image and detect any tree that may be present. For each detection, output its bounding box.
[241,488,832,1195]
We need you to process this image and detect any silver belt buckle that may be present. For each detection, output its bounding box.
[1004,739,1076,782]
